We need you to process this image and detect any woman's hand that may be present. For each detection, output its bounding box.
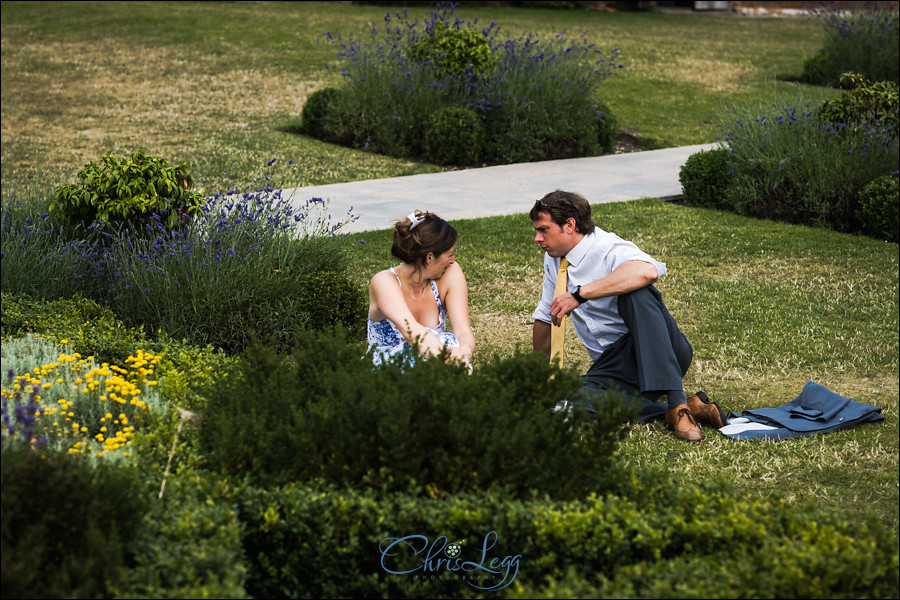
[447,345,473,373]
[448,345,470,363]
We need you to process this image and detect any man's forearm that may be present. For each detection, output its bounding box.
[579,260,658,300]
[533,319,551,357]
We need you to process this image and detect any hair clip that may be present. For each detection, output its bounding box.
[407,211,425,230]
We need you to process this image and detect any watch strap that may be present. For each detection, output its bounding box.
[572,285,586,304]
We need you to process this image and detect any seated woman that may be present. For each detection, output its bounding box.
[367,210,475,369]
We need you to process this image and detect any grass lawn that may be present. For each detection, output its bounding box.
[2,1,834,192]
[2,0,897,532]
[340,199,899,529]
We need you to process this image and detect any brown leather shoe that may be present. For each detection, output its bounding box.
[665,404,702,442]
[686,390,725,429]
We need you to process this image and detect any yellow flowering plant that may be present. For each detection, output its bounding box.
[2,339,166,458]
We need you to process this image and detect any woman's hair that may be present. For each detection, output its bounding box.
[529,190,596,235]
[391,210,458,267]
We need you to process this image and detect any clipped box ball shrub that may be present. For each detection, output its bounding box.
[115,472,247,599]
[297,270,368,341]
[679,147,732,209]
[423,106,485,166]
[1,445,148,599]
[199,326,637,497]
[595,99,619,153]
[50,149,204,229]
[857,174,899,243]
[300,87,342,141]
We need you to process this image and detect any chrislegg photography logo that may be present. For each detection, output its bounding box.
[378,531,521,591]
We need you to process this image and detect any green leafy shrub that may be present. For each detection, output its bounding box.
[857,174,899,243]
[409,22,495,78]
[151,335,238,411]
[231,474,899,599]
[199,327,636,496]
[300,87,342,140]
[1,292,147,366]
[423,106,485,166]
[817,72,899,132]
[802,4,899,87]
[50,149,204,229]
[1,445,148,599]
[679,147,732,209]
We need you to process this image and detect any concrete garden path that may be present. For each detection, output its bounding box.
[283,143,718,234]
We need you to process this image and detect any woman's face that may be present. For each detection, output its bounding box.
[429,244,456,279]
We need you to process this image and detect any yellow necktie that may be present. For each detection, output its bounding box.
[550,257,568,367]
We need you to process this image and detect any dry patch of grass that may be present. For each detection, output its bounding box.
[1,38,315,179]
[644,56,756,94]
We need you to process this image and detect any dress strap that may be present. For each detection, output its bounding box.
[388,267,402,287]
[430,280,441,307]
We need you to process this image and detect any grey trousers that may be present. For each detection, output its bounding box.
[576,285,693,422]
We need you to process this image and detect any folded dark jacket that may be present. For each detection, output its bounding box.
[721,380,884,441]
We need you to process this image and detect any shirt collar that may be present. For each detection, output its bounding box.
[564,231,593,268]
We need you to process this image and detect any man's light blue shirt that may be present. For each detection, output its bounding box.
[532,229,667,362]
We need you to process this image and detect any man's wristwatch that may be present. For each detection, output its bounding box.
[571,285,587,304]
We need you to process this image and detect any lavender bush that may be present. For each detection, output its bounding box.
[716,98,899,232]
[1,206,112,301]
[2,160,364,354]
[108,179,358,352]
[312,2,622,165]
[803,2,899,86]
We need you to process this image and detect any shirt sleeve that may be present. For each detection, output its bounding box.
[532,254,557,324]
[604,237,667,279]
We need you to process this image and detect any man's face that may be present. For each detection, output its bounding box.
[532,212,576,257]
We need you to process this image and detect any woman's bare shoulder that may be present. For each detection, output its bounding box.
[443,262,466,283]
[437,262,467,294]
[370,267,399,286]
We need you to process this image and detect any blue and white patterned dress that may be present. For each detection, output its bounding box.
[367,268,460,366]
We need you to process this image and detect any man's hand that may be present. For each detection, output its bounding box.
[549,260,659,326]
[550,292,579,326]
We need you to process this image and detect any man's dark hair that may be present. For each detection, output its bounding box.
[529,190,596,234]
